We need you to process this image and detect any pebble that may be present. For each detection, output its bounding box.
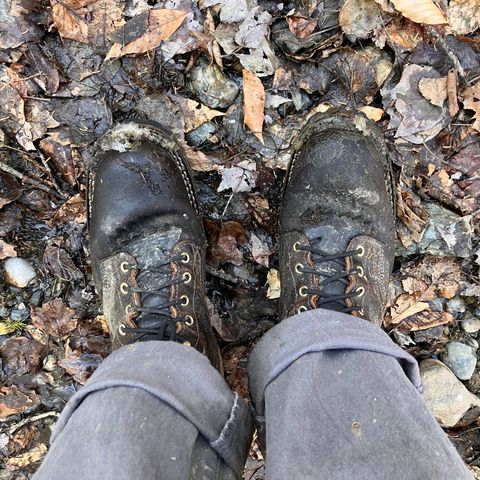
[185,122,217,147]
[420,359,480,427]
[442,341,477,380]
[446,297,466,316]
[462,313,480,334]
[187,57,239,109]
[29,289,44,307]
[10,304,29,321]
[3,258,36,288]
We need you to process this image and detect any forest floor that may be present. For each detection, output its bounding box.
[0,0,479,478]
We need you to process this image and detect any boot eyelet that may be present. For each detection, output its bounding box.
[356,287,365,297]
[293,242,301,252]
[120,283,129,294]
[181,252,190,263]
[182,272,192,284]
[120,261,130,273]
[185,315,194,326]
[295,263,304,274]
[356,266,364,277]
[125,304,133,314]
[183,340,191,347]
[180,295,190,306]
[357,246,365,257]
[118,323,127,336]
[358,308,365,316]
[297,306,308,313]
[299,286,308,297]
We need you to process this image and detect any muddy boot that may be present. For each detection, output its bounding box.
[88,123,222,371]
[279,109,395,325]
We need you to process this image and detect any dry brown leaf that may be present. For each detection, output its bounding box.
[418,76,447,107]
[396,188,428,245]
[447,0,480,34]
[358,106,384,121]
[243,69,265,143]
[401,310,454,332]
[106,9,188,59]
[389,0,447,24]
[171,97,224,132]
[48,194,87,227]
[447,69,459,117]
[286,15,317,38]
[31,299,78,339]
[266,268,281,299]
[51,0,124,46]
[6,443,48,469]
[390,301,430,324]
[0,240,17,260]
[339,0,384,39]
[463,80,480,132]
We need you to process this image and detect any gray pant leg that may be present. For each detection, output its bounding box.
[34,342,253,480]
[248,310,473,480]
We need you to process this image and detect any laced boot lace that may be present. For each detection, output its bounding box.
[294,240,365,314]
[118,253,194,343]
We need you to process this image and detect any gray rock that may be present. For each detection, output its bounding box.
[4,258,36,288]
[443,341,477,380]
[462,313,480,334]
[185,122,217,147]
[10,305,28,321]
[187,57,239,109]
[420,359,480,427]
[29,289,44,307]
[447,297,466,315]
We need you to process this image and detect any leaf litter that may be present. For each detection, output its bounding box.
[0,0,479,476]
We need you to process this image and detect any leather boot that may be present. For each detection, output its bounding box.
[279,109,395,326]
[88,122,222,371]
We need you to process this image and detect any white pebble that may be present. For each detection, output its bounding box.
[4,258,36,288]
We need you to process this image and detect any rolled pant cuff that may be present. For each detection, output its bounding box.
[248,309,422,421]
[51,341,253,473]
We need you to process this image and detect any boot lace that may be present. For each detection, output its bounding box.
[295,242,364,314]
[119,254,193,342]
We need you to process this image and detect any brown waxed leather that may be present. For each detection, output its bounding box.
[88,122,222,371]
[279,109,395,326]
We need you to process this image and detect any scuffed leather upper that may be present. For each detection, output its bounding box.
[88,126,221,370]
[279,110,395,325]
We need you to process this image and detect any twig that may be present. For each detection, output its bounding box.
[0,158,63,199]
[7,411,59,433]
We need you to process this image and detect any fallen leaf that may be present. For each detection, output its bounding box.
[396,187,428,246]
[447,0,480,35]
[462,80,480,131]
[48,194,87,227]
[0,0,42,48]
[43,245,84,282]
[388,0,447,25]
[170,96,224,133]
[1,337,45,378]
[51,0,125,47]
[0,240,17,260]
[243,69,265,143]
[6,443,47,469]
[205,220,248,267]
[339,0,384,40]
[418,76,447,107]
[39,133,76,186]
[447,69,459,117]
[358,106,384,121]
[287,15,317,39]
[31,299,78,339]
[59,340,103,384]
[390,301,430,324]
[400,310,454,332]
[250,232,270,268]
[0,386,39,419]
[106,9,188,59]
[266,268,281,299]
[218,161,257,193]
[0,172,21,209]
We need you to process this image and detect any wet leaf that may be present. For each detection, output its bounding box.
[59,339,103,384]
[106,9,188,59]
[31,299,78,339]
[286,15,317,39]
[205,220,248,267]
[1,337,45,378]
[0,239,17,260]
[388,0,447,24]
[339,0,384,40]
[243,69,265,143]
[218,161,257,193]
[0,386,39,419]
[48,194,87,227]
[0,0,42,49]
[43,246,84,282]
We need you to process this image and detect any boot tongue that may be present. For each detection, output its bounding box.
[305,225,352,312]
[125,228,183,330]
